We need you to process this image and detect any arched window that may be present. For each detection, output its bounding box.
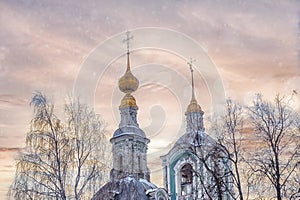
[180,163,193,196]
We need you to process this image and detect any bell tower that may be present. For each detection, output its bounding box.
[160,58,206,200]
[110,31,150,181]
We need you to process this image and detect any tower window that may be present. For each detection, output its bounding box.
[119,155,123,171]
[138,155,141,172]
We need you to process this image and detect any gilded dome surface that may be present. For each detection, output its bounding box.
[118,70,139,94]
[186,99,203,113]
[118,52,139,94]
[119,93,138,109]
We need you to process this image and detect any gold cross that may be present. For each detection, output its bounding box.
[187,58,196,99]
[187,58,196,73]
[122,31,134,53]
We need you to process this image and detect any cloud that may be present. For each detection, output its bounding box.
[0,147,20,153]
[0,0,299,198]
[0,95,26,106]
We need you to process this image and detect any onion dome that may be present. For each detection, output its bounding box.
[118,53,139,94]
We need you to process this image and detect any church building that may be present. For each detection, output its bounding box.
[92,32,232,200]
[161,61,233,199]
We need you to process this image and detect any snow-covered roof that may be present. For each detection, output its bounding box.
[161,130,216,161]
[92,176,148,200]
[139,178,157,190]
[112,126,147,139]
[178,131,215,146]
[92,176,164,200]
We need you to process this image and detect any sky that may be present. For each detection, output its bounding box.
[0,0,300,198]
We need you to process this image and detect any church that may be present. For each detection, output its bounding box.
[92,33,232,200]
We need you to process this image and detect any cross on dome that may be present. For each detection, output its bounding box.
[187,58,196,100]
[122,31,134,54]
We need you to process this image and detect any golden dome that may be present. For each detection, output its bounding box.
[186,98,203,113]
[118,53,139,94]
[119,93,138,109]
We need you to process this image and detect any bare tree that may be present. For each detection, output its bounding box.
[65,97,110,199]
[247,94,299,199]
[212,99,245,200]
[9,92,110,199]
[186,99,246,200]
[191,142,234,200]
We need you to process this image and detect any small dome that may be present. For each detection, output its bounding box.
[186,99,203,113]
[119,93,138,109]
